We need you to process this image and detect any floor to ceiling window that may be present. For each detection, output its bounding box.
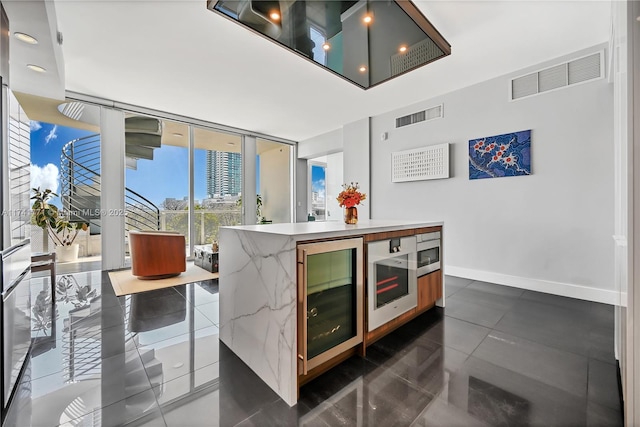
[119,112,292,260]
[193,126,242,245]
[30,101,103,272]
[124,116,190,255]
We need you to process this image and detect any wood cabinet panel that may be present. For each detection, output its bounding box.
[417,270,443,312]
[363,229,415,243]
[414,226,442,235]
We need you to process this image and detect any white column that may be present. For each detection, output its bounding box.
[100,107,126,270]
[242,135,257,225]
[343,118,370,220]
[188,126,195,255]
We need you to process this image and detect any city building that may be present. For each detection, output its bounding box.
[205,151,241,197]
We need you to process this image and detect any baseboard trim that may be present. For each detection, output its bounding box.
[445,265,620,305]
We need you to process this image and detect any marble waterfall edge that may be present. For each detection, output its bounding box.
[219,228,298,405]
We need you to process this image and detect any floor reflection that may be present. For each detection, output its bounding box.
[8,271,623,427]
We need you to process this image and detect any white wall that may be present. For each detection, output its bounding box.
[326,152,343,221]
[297,128,343,159]
[295,158,308,222]
[260,145,291,223]
[370,44,616,303]
[343,118,370,220]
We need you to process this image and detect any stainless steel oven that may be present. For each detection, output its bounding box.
[367,236,417,332]
[416,232,440,277]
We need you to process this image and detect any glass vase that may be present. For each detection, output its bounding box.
[344,206,358,224]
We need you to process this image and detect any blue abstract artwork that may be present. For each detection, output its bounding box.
[469,130,531,180]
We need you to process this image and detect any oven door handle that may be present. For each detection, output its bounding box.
[417,239,440,251]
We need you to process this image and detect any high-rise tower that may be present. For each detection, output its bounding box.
[206,151,241,197]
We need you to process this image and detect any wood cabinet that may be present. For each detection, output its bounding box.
[417,270,443,312]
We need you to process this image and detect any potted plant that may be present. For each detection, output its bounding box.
[236,194,265,223]
[31,187,88,262]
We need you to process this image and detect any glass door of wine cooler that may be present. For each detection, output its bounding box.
[297,238,363,375]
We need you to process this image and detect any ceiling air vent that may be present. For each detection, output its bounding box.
[395,104,443,128]
[511,51,603,101]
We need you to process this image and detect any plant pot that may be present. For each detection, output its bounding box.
[56,243,79,263]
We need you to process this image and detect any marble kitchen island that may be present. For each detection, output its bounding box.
[218,219,444,406]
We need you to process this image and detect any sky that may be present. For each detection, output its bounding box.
[31,122,322,209]
[311,164,325,200]
[30,121,94,207]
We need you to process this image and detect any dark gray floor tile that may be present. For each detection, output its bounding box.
[411,397,492,427]
[466,280,525,298]
[65,388,167,427]
[444,276,474,288]
[13,270,623,427]
[181,280,220,306]
[365,328,422,366]
[28,347,154,424]
[138,325,220,385]
[217,343,281,427]
[494,298,598,356]
[420,316,490,355]
[156,378,220,426]
[130,304,216,348]
[301,360,435,427]
[236,399,327,427]
[4,364,33,427]
[587,401,623,427]
[589,326,617,365]
[195,301,219,325]
[521,290,614,326]
[473,331,588,397]
[392,308,445,342]
[588,358,622,411]
[449,287,519,311]
[444,297,508,329]
[444,276,473,298]
[377,339,469,398]
[445,356,589,426]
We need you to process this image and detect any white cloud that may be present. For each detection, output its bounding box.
[31,164,59,194]
[44,125,58,144]
[30,121,42,131]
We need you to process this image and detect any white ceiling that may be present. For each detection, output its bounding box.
[6,0,610,142]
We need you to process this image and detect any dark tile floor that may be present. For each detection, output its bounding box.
[3,272,623,426]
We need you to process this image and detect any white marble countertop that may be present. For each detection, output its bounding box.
[222,219,443,241]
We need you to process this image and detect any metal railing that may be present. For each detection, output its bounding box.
[60,134,160,234]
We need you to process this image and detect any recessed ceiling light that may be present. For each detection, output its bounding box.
[14,32,38,45]
[322,42,330,51]
[269,11,280,21]
[173,362,184,369]
[227,142,235,146]
[26,64,46,73]
[399,45,407,53]
[363,14,373,24]
[359,66,367,73]
[172,132,183,137]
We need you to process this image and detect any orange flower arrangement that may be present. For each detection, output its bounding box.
[337,182,367,208]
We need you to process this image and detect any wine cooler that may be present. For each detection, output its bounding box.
[297,237,363,375]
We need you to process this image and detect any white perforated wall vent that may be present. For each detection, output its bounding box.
[392,143,450,183]
[395,104,443,128]
[511,51,603,100]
